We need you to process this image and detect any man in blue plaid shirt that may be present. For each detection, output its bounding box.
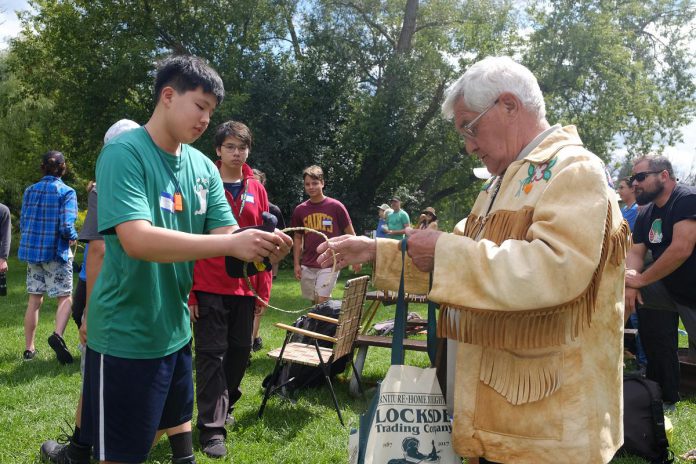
[19,150,78,363]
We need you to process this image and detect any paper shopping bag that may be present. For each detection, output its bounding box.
[363,365,458,464]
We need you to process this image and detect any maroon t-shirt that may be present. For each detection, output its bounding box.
[291,196,352,267]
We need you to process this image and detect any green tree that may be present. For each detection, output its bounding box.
[3,0,694,232]
[525,0,696,160]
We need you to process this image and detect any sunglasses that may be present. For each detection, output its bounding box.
[629,170,663,184]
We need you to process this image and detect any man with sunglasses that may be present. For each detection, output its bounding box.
[315,56,628,464]
[625,155,696,409]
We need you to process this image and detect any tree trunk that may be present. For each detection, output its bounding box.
[396,0,419,54]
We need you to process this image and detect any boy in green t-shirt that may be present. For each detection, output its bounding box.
[79,56,291,464]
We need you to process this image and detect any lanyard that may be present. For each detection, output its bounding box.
[144,126,184,212]
[237,178,248,218]
[156,151,184,211]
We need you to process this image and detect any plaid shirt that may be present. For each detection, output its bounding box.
[18,176,78,264]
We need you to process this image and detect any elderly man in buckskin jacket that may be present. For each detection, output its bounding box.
[317,56,629,464]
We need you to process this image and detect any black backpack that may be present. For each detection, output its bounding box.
[617,374,673,464]
[262,300,351,392]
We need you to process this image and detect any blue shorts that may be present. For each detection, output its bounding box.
[80,344,193,463]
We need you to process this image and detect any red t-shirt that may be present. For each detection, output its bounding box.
[189,162,272,305]
[291,197,352,267]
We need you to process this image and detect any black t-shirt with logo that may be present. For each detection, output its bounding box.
[633,184,696,305]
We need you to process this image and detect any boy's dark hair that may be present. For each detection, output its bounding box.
[154,55,225,105]
[302,165,324,182]
[619,177,633,188]
[40,150,67,177]
[214,121,252,149]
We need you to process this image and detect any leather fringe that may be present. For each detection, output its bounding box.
[461,207,534,244]
[438,201,623,349]
[609,219,631,266]
[479,348,562,405]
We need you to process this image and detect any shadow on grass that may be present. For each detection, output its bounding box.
[0,355,81,385]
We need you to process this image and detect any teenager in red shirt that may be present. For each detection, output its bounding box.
[188,121,271,458]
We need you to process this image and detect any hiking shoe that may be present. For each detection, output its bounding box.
[202,438,227,458]
[48,332,74,364]
[23,349,37,361]
[40,436,91,464]
[252,337,263,352]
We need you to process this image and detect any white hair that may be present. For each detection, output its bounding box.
[441,56,546,120]
[104,119,139,144]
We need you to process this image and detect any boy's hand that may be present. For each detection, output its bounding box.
[255,301,267,316]
[189,304,199,322]
[79,318,88,345]
[227,228,291,263]
[294,263,302,280]
[269,229,293,264]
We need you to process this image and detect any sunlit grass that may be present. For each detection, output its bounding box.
[0,255,690,463]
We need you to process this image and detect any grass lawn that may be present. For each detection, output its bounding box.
[0,254,691,463]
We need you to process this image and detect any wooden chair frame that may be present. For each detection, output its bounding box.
[258,275,370,425]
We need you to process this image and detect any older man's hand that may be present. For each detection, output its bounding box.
[316,235,375,269]
[404,227,441,272]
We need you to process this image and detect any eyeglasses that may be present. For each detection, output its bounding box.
[221,143,248,152]
[461,99,499,139]
[629,170,663,184]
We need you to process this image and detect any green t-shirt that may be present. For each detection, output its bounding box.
[385,209,410,240]
[89,128,236,359]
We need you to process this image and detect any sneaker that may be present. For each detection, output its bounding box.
[202,438,227,458]
[48,332,74,365]
[23,349,37,361]
[40,436,91,464]
[252,337,263,352]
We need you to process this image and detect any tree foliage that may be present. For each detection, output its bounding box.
[0,0,694,231]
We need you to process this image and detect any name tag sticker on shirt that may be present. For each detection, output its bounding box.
[244,192,255,204]
[160,191,175,213]
[322,218,333,227]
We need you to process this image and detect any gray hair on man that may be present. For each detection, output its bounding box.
[441,56,546,120]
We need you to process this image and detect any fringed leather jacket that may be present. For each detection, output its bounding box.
[375,126,629,464]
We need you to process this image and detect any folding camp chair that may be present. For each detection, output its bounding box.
[258,275,370,425]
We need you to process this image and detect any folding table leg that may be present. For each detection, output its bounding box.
[349,345,368,397]
[350,358,366,398]
[360,300,381,335]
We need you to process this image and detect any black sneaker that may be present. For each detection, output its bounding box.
[48,332,74,365]
[23,349,37,361]
[252,337,263,352]
[202,438,227,458]
[40,435,91,464]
